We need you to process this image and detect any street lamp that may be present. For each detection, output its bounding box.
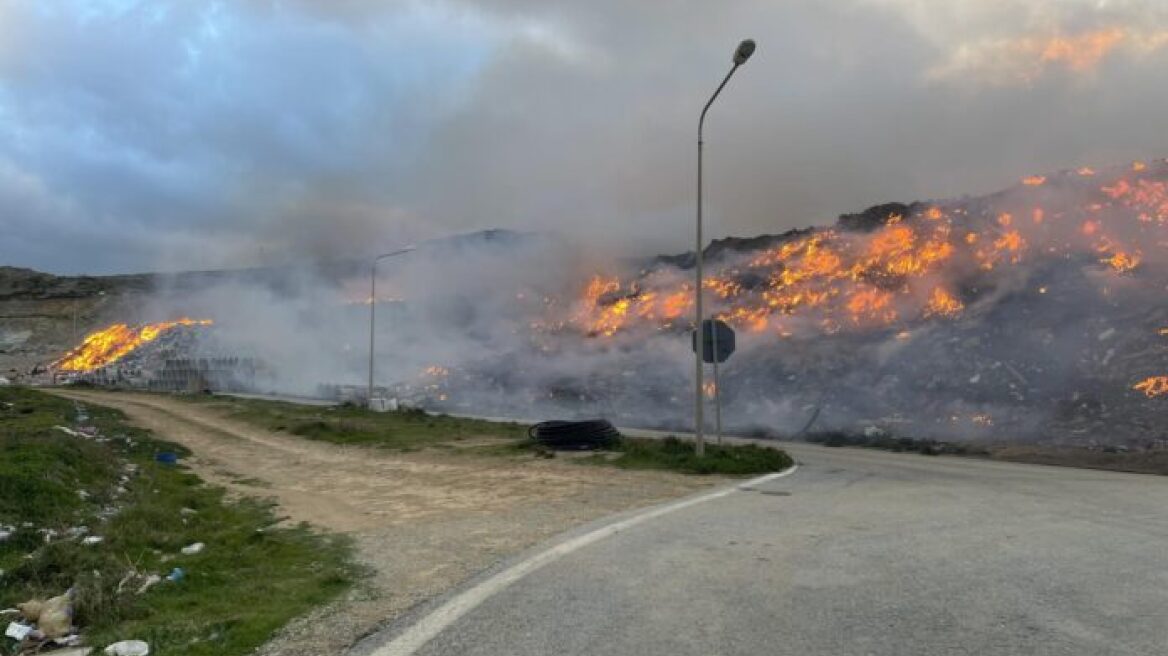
[694,38,755,457]
[368,247,415,408]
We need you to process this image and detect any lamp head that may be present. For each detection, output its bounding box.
[733,39,756,66]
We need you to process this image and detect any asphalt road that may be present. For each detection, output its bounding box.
[359,442,1168,656]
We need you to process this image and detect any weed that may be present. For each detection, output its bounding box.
[0,387,356,655]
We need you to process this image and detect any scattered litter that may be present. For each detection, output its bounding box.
[54,634,84,646]
[179,508,198,516]
[53,426,81,437]
[104,640,149,656]
[154,452,178,465]
[81,536,104,546]
[35,591,74,639]
[166,567,185,583]
[5,621,33,641]
[135,575,162,595]
[116,570,166,596]
[180,542,205,555]
[0,526,12,542]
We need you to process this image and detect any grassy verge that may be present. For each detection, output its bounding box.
[184,394,527,449]
[575,436,793,475]
[0,387,355,655]
[175,394,792,476]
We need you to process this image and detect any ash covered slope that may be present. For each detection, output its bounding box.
[417,161,1168,447]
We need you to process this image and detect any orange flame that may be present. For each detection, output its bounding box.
[1133,376,1168,398]
[924,287,964,318]
[565,162,1168,340]
[55,318,214,373]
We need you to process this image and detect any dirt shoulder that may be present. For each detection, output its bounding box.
[49,390,716,656]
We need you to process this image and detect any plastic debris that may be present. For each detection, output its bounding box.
[16,600,43,620]
[82,536,104,546]
[36,591,75,639]
[14,590,74,640]
[53,633,84,647]
[154,452,178,465]
[104,640,149,655]
[5,621,33,640]
[180,542,205,555]
[166,568,185,583]
[136,575,162,595]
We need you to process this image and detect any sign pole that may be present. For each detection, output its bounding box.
[712,316,722,445]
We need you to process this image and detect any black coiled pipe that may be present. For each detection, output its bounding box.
[528,419,622,450]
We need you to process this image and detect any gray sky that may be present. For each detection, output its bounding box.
[2,0,1168,274]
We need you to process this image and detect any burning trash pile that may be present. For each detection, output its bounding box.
[49,317,263,394]
[394,159,1168,447]
[54,319,213,375]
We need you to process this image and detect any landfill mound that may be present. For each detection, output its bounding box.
[393,161,1168,447]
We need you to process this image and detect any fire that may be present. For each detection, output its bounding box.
[55,318,214,373]
[566,160,1168,344]
[1100,249,1141,273]
[845,289,896,325]
[1133,376,1168,398]
[923,287,963,318]
[702,380,716,399]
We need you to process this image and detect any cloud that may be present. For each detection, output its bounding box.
[2,0,1168,274]
[927,27,1168,85]
[874,0,1168,84]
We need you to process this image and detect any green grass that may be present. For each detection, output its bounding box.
[580,436,794,475]
[0,387,355,655]
[180,394,793,476]
[186,396,528,449]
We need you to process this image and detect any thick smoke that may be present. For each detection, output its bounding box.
[94,159,1167,448]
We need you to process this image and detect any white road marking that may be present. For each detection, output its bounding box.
[366,464,799,656]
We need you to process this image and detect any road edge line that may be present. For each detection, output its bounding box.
[362,463,799,656]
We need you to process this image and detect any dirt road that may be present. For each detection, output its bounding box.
[51,390,714,655]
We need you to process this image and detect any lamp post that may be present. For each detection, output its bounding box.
[695,39,755,457]
[368,247,415,408]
